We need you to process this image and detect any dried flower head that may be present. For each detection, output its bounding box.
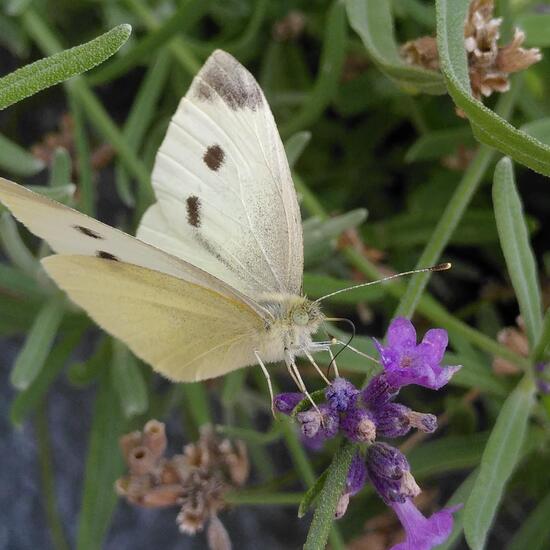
[401,36,440,71]
[116,421,249,548]
[272,10,306,42]
[401,0,541,105]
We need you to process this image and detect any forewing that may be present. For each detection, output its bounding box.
[42,256,265,381]
[0,176,267,316]
[137,49,303,299]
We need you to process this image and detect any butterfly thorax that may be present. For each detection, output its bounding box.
[256,294,323,359]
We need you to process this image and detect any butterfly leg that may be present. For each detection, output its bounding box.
[303,349,331,386]
[254,351,276,417]
[285,351,321,416]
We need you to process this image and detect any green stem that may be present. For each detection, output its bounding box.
[35,405,71,550]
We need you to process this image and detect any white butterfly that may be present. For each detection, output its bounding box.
[0,50,335,404]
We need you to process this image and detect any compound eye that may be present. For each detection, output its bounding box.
[292,308,309,326]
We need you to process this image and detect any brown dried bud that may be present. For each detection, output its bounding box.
[143,419,167,460]
[119,431,142,463]
[400,36,440,71]
[496,29,542,73]
[128,445,157,476]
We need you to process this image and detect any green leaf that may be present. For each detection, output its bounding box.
[10,297,65,390]
[464,374,535,550]
[506,491,550,550]
[493,158,542,347]
[0,24,131,110]
[0,211,40,278]
[48,147,72,187]
[76,372,125,550]
[299,469,329,518]
[435,0,550,176]
[515,13,550,48]
[346,0,446,95]
[0,133,44,176]
[10,328,83,426]
[285,131,312,168]
[111,340,148,418]
[304,442,355,550]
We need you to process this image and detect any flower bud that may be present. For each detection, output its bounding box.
[340,406,376,443]
[274,392,304,414]
[325,377,359,411]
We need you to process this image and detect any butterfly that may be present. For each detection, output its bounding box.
[0,50,340,406]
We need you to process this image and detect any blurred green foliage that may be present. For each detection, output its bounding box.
[1,0,550,549]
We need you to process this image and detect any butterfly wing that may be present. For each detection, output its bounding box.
[42,255,264,381]
[137,50,303,300]
[0,176,267,317]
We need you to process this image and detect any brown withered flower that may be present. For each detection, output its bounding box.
[272,10,306,42]
[401,0,541,102]
[116,421,249,550]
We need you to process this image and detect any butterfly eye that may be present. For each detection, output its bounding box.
[292,308,309,326]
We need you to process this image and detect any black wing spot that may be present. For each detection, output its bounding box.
[203,145,225,171]
[97,251,119,261]
[186,196,201,227]
[195,52,262,111]
[74,225,102,239]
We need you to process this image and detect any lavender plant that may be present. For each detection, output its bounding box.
[0,1,549,549]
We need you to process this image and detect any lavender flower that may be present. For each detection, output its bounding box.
[374,317,461,390]
[272,317,462,550]
[390,499,461,550]
[326,377,359,411]
[274,392,304,414]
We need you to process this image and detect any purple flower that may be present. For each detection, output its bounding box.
[374,317,461,390]
[366,443,420,504]
[335,452,367,519]
[325,377,359,411]
[274,392,304,414]
[362,373,397,407]
[390,499,461,550]
[297,404,339,450]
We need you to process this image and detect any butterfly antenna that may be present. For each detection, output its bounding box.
[312,262,452,305]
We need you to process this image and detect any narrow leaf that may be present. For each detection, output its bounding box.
[76,372,125,550]
[304,442,355,550]
[435,0,550,176]
[464,374,535,550]
[405,126,474,162]
[10,297,65,390]
[493,158,542,346]
[10,328,83,426]
[0,133,44,176]
[346,0,446,95]
[111,340,148,418]
[48,147,72,187]
[0,24,132,110]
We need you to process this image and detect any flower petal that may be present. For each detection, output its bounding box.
[387,317,417,349]
[421,328,448,364]
[390,499,460,550]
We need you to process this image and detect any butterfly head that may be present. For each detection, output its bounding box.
[289,297,323,331]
